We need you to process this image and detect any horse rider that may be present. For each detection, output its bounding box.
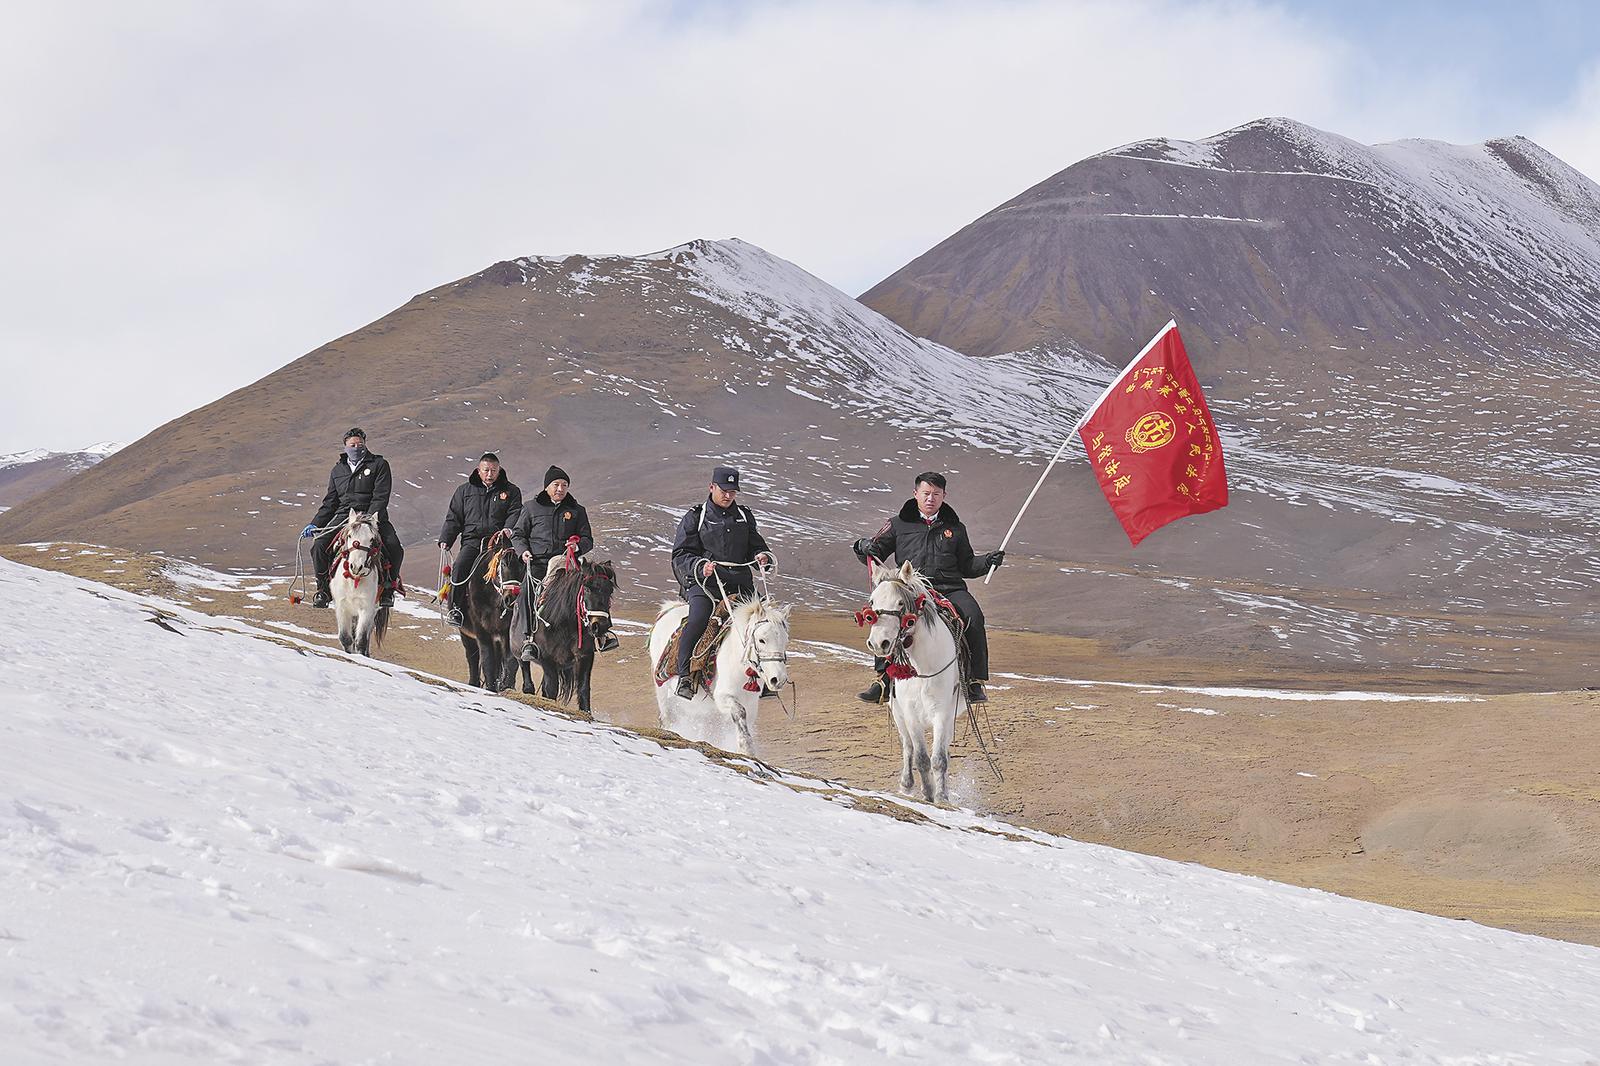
[437,451,523,622]
[852,471,1005,704]
[300,427,406,608]
[510,465,618,655]
[669,464,775,700]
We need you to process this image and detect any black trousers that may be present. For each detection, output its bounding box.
[314,517,405,595]
[872,587,989,681]
[451,536,487,591]
[676,589,716,677]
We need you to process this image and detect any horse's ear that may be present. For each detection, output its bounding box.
[899,560,914,582]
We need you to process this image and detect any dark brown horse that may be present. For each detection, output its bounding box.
[506,559,617,714]
[455,531,525,691]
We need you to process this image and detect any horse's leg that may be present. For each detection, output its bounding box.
[930,704,955,806]
[335,599,355,653]
[718,691,754,756]
[463,636,482,688]
[577,652,594,716]
[477,637,502,692]
[890,703,915,794]
[911,702,934,803]
[539,651,559,701]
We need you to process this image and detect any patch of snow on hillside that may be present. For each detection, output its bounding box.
[5,559,1600,1063]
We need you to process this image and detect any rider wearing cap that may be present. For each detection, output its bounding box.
[668,465,775,700]
[852,471,1004,704]
[301,427,406,608]
[509,465,618,656]
[438,452,523,622]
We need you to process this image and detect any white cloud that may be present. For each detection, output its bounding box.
[0,0,1591,452]
[1529,60,1600,193]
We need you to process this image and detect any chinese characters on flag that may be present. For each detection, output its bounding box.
[1077,322,1228,546]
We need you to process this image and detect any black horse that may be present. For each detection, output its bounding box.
[455,532,525,692]
[506,559,617,715]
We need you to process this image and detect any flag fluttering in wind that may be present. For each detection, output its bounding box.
[1076,322,1228,545]
[985,319,1229,582]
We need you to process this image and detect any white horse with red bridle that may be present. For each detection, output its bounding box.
[649,560,791,755]
[328,511,390,657]
[858,560,966,804]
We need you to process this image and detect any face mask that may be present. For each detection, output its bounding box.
[345,444,366,462]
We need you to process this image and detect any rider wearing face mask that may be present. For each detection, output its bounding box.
[301,428,406,608]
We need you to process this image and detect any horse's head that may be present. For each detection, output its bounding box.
[862,559,923,658]
[740,597,792,692]
[342,511,381,577]
[578,560,618,645]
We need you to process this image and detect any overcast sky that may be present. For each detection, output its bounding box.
[3,0,1598,454]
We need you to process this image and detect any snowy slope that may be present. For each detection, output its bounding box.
[0,441,124,472]
[4,557,1600,1064]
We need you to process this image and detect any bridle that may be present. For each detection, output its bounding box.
[855,578,960,682]
[329,518,380,588]
[738,605,790,692]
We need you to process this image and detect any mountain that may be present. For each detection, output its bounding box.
[8,558,1600,1061]
[0,442,123,512]
[2,120,1596,687]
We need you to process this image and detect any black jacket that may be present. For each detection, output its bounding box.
[312,451,394,528]
[440,470,523,546]
[510,492,594,561]
[856,499,995,592]
[671,497,773,595]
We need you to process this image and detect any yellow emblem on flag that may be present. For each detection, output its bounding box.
[1125,412,1176,453]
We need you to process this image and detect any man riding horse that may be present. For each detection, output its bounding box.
[301,427,406,608]
[437,451,523,623]
[668,465,775,701]
[853,471,1004,704]
[510,465,618,657]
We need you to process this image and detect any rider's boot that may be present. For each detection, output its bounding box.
[967,681,988,704]
[311,587,332,609]
[378,585,396,608]
[674,675,697,700]
[597,632,620,653]
[519,637,537,662]
[856,674,890,704]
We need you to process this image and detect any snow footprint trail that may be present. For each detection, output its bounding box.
[3,558,1600,1064]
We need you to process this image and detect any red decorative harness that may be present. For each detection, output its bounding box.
[854,586,959,680]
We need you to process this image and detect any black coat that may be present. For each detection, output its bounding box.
[857,499,995,592]
[440,470,523,546]
[671,497,773,595]
[312,451,395,528]
[510,491,594,561]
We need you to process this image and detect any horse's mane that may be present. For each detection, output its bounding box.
[874,563,932,601]
[541,559,617,627]
[729,594,790,633]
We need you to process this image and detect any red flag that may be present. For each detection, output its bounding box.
[1077,322,1228,546]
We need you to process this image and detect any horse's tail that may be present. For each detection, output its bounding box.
[371,604,391,652]
[554,663,578,705]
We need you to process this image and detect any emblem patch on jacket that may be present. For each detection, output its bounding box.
[564,511,573,519]
[500,492,508,500]
[943,529,954,538]
[362,468,371,476]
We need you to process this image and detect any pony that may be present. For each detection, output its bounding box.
[328,511,390,657]
[454,531,524,691]
[861,560,963,804]
[649,595,791,756]
[513,559,617,715]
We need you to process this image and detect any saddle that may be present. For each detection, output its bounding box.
[653,599,734,689]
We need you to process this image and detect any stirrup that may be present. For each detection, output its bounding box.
[378,589,395,608]
[967,682,988,704]
[597,632,620,653]
[674,675,696,699]
[519,639,537,662]
[311,592,332,609]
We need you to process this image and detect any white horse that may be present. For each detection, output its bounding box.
[328,511,390,657]
[649,596,791,755]
[863,561,963,804]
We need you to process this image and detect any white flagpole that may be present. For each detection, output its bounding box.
[983,320,1177,585]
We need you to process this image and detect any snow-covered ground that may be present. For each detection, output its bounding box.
[0,441,125,472]
[5,556,1600,1064]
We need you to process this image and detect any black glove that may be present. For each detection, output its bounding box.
[988,549,1006,569]
[852,538,870,562]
